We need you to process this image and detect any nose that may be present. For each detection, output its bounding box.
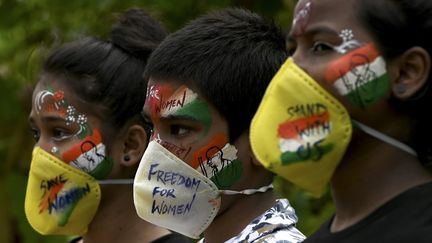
[34,134,50,150]
[291,48,309,74]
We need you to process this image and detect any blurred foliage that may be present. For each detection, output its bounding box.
[0,0,333,242]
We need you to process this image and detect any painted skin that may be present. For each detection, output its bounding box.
[144,82,242,189]
[29,80,113,180]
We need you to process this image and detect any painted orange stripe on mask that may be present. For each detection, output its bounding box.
[191,133,228,169]
[38,182,65,213]
[325,43,380,83]
[278,112,329,139]
[62,129,102,163]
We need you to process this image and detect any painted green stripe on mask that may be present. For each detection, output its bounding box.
[280,143,334,165]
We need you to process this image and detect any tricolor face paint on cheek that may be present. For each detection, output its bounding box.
[145,83,243,189]
[324,43,391,108]
[191,133,243,189]
[33,85,113,179]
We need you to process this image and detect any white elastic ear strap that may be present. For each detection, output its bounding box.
[352,120,417,157]
[220,184,274,195]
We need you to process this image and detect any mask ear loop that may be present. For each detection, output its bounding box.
[352,120,417,157]
[219,183,274,196]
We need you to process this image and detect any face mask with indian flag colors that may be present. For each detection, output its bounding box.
[250,58,353,197]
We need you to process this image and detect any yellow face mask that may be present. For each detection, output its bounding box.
[250,58,353,197]
[25,147,101,235]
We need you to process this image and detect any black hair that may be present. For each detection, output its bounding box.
[356,0,432,166]
[42,8,167,130]
[144,8,288,141]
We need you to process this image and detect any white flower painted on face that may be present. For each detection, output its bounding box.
[333,29,362,54]
[66,105,75,115]
[339,29,354,42]
[77,114,87,125]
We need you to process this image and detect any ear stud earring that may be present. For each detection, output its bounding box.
[394,84,406,95]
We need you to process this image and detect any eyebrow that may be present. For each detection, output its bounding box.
[28,116,35,125]
[141,110,151,121]
[28,114,68,127]
[160,114,200,123]
[288,26,339,39]
[40,115,68,123]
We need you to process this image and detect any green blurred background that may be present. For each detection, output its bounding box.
[0,0,333,242]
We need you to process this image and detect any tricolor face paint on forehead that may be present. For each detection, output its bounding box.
[292,1,312,36]
[35,89,90,139]
[324,43,391,108]
[146,84,212,136]
[31,84,113,179]
[144,82,243,189]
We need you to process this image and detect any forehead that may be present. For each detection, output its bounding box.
[144,78,222,124]
[145,78,207,107]
[293,0,360,33]
[33,79,70,104]
[31,77,91,117]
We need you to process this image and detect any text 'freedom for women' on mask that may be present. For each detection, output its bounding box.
[133,141,273,239]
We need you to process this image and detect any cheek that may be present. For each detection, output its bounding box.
[322,44,391,108]
[40,143,62,158]
[59,129,113,179]
[189,133,228,169]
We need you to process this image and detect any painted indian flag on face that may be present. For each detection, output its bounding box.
[278,106,334,164]
[191,133,243,190]
[325,43,391,108]
[62,128,113,180]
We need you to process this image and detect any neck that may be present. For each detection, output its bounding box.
[81,185,170,243]
[330,134,432,232]
[203,190,277,243]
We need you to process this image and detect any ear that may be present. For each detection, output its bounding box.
[391,47,431,99]
[119,124,149,167]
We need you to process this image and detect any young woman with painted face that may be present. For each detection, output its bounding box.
[251,0,432,242]
[134,8,306,243]
[25,8,193,243]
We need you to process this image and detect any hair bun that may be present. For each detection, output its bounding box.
[111,8,167,59]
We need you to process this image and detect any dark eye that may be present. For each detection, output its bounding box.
[52,128,73,141]
[30,128,40,142]
[170,124,190,137]
[311,42,334,54]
